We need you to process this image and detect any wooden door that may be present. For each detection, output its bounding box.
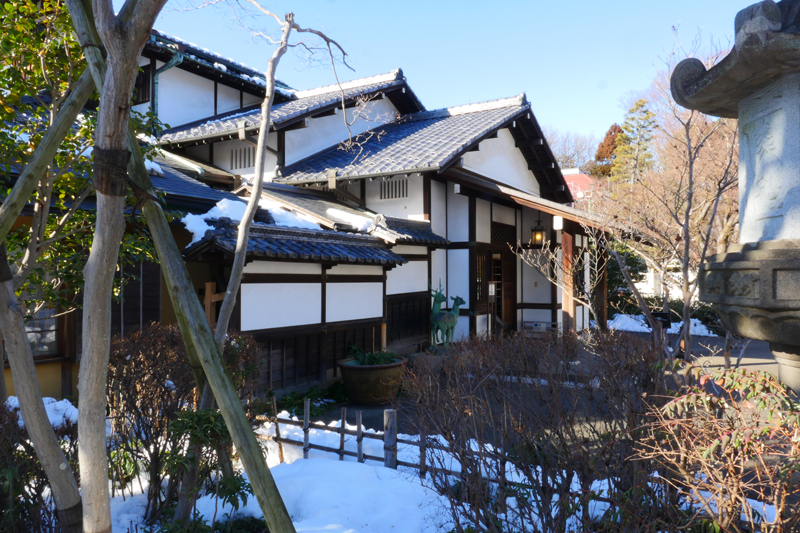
[501,251,517,330]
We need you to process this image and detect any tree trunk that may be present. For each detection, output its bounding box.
[78,192,126,533]
[0,250,83,533]
[0,329,7,404]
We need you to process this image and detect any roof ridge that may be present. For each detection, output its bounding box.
[293,69,403,99]
[405,94,528,122]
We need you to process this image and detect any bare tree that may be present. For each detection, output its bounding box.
[592,48,739,357]
[514,224,610,326]
[541,126,598,170]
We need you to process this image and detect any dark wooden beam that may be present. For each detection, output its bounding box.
[528,162,555,172]
[516,138,544,148]
[283,118,310,131]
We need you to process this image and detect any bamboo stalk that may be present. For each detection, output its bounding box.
[272,396,284,464]
[303,398,310,459]
[356,411,364,464]
[339,407,346,461]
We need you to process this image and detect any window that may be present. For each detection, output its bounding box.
[230,146,256,170]
[379,177,408,199]
[132,64,152,106]
[26,306,58,356]
[475,250,491,306]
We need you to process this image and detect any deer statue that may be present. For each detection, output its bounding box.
[430,280,448,345]
[432,295,466,347]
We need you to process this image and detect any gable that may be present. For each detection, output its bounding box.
[461,128,540,197]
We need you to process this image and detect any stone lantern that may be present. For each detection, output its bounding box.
[671,0,800,391]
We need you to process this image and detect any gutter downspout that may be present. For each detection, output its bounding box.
[153,52,184,119]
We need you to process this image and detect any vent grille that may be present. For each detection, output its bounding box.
[380,178,408,199]
[230,146,256,170]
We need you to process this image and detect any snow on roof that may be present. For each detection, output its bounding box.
[406,94,527,122]
[293,69,403,99]
[149,29,294,96]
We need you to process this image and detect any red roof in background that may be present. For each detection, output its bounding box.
[564,172,595,198]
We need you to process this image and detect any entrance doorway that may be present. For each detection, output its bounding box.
[492,251,517,330]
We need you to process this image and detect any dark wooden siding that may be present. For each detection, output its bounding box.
[110,261,161,337]
[386,291,428,344]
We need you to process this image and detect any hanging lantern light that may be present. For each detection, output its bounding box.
[531,216,546,248]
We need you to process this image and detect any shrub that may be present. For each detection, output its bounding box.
[0,401,78,533]
[401,331,667,532]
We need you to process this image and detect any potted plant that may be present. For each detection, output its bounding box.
[337,346,407,405]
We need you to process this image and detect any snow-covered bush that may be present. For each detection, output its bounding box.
[0,400,78,533]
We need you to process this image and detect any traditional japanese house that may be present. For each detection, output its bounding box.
[3,30,605,398]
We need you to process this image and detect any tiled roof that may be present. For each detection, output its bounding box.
[160,70,418,144]
[385,217,449,246]
[152,164,240,206]
[184,218,407,266]
[276,95,530,184]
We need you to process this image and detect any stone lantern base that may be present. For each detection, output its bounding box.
[700,239,800,392]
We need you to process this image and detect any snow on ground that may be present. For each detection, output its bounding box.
[607,313,716,336]
[182,198,321,244]
[5,396,78,429]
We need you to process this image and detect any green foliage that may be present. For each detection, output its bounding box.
[170,409,230,449]
[611,100,656,184]
[278,382,348,416]
[348,344,397,366]
[217,474,252,513]
[606,240,647,315]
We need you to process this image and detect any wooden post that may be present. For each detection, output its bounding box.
[338,407,347,461]
[593,244,608,331]
[381,323,387,351]
[356,411,364,463]
[383,409,397,469]
[419,426,427,479]
[204,281,215,325]
[271,396,284,464]
[303,398,310,459]
[561,230,575,333]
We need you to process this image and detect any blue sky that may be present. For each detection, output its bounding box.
[150,1,746,138]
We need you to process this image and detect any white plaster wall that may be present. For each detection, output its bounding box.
[241,283,321,330]
[492,203,516,226]
[576,305,584,330]
[454,316,470,341]
[156,63,215,127]
[476,198,491,243]
[213,136,278,181]
[243,262,320,275]
[327,264,383,276]
[391,245,427,256]
[430,180,447,236]
[431,249,447,293]
[217,84,241,115]
[447,249,469,306]
[522,263,551,303]
[476,314,489,337]
[364,175,424,220]
[326,283,383,322]
[386,261,428,295]
[285,99,398,165]
[522,309,552,324]
[447,182,469,242]
[242,92,261,107]
[462,129,541,196]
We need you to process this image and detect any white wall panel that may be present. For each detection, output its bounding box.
[447,249,469,307]
[476,198,491,243]
[476,314,489,337]
[241,283,320,331]
[242,92,261,106]
[522,309,552,324]
[157,63,215,127]
[285,99,398,165]
[462,129,541,196]
[327,264,383,276]
[364,174,424,220]
[521,262,550,303]
[431,180,447,236]
[386,261,428,295]
[326,283,383,322]
[492,203,516,226]
[453,316,470,341]
[446,182,469,242]
[391,245,427,256]
[243,262,320,275]
[217,84,241,115]
[431,249,447,294]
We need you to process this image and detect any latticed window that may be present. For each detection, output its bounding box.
[476,251,490,305]
[132,64,151,106]
[379,178,408,199]
[26,306,58,356]
[230,146,256,170]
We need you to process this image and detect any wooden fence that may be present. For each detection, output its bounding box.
[254,397,465,479]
